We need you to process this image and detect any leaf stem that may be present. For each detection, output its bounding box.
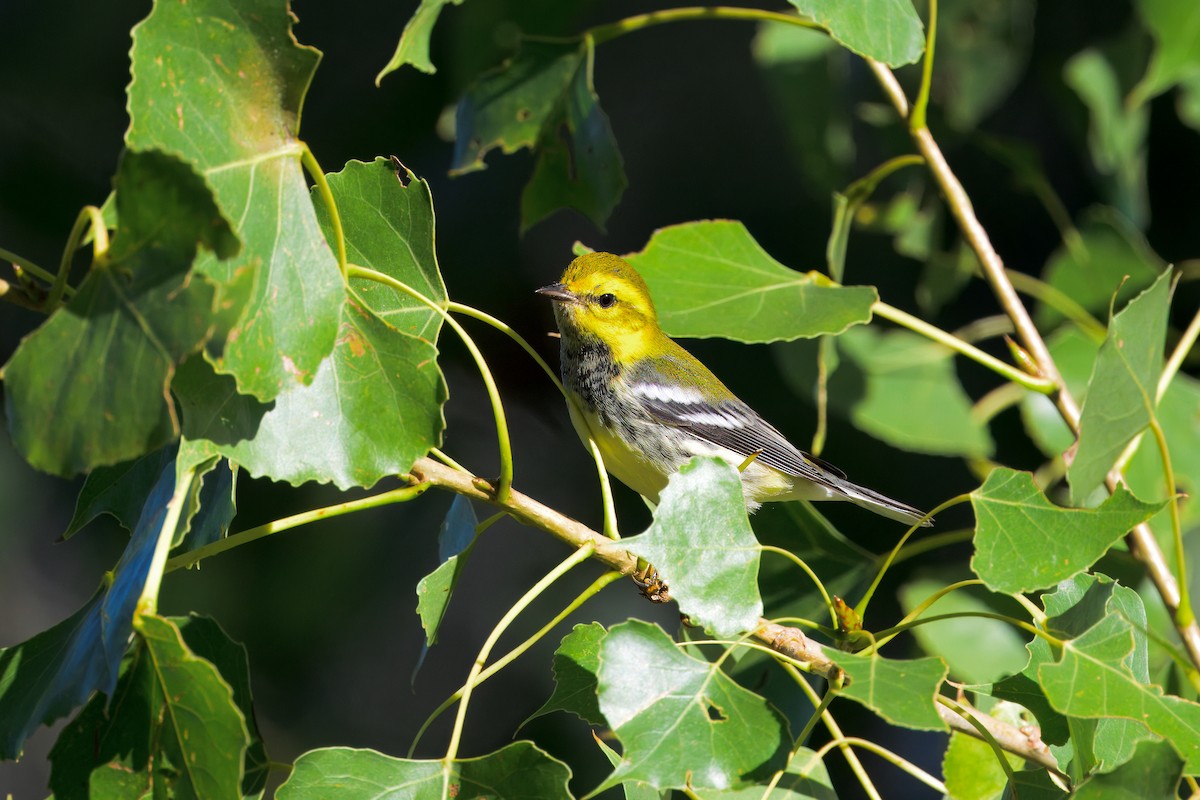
[0,247,55,285]
[350,265,516,503]
[301,144,347,279]
[786,663,882,800]
[165,482,430,572]
[1004,269,1107,342]
[138,464,196,616]
[970,382,1025,427]
[856,494,969,618]
[407,569,621,757]
[937,696,1017,788]
[812,736,947,794]
[760,545,838,628]
[873,301,1057,393]
[51,205,106,309]
[442,543,595,774]
[587,6,823,45]
[429,447,470,473]
[1148,416,1191,627]
[873,611,1062,652]
[888,528,973,565]
[909,0,937,131]
[1159,304,1200,401]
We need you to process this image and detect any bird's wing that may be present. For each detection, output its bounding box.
[629,380,844,487]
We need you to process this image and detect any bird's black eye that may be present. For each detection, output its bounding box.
[596,292,617,309]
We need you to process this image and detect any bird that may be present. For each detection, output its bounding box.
[536,251,930,527]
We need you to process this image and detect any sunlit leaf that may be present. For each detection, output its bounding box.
[786,0,925,67]
[593,733,662,800]
[623,220,877,342]
[1067,271,1171,504]
[826,650,948,730]
[375,0,464,81]
[1072,738,1184,799]
[175,159,448,489]
[127,0,343,401]
[595,620,790,793]
[971,469,1165,593]
[416,495,479,650]
[693,747,836,799]
[529,622,606,726]
[3,150,237,476]
[277,742,573,799]
[942,727,1022,800]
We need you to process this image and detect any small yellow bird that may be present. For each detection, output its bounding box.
[537,252,930,527]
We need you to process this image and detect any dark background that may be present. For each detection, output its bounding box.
[1,0,1196,796]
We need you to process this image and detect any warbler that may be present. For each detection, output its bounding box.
[537,252,930,527]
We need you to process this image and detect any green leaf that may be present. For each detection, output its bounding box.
[622,457,763,639]
[1001,769,1067,800]
[3,150,237,477]
[1126,370,1200,537]
[277,741,573,799]
[623,220,877,342]
[1039,612,1200,772]
[175,458,238,553]
[50,615,258,799]
[1019,326,1099,458]
[174,614,269,797]
[898,576,1026,684]
[786,0,925,67]
[176,159,448,489]
[127,0,343,401]
[416,496,478,649]
[837,327,994,458]
[942,729,1022,800]
[593,733,663,800]
[453,38,626,231]
[1131,0,1200,104]
[529,622,607,726]
[0,461,181,759]
[1064,48,1150,227]
[933,0,1036,131]
[693,747,836,799]
[63,446,178,539]
[375,0,464,81]
[1035,207,1164,330]
[1072,738,1184,800]
[826,650,949,731]
[971,468,1165,594]
[595,620,790,793]
[1067,271,1172,504]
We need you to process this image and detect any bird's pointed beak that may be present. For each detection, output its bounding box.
[535,282,580,304]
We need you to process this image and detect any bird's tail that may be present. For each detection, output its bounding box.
[831,477,933,527]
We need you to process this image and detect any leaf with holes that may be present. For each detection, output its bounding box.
[594,620,790,793]
[622,457,762,639]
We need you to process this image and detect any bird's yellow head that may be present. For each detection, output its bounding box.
[536,253,664,361]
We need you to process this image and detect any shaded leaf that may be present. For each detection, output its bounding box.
[826,650,949,731]
[175,458,238,553]
[1072,738,1184,800]
[1035,207,1164,330]
[1001,769,1067,800]
[375,0,464,81]
[971,469,1165,593]
[0,461,179,758]
[595,620,790,793]
[623,220,877,342]
[529,622,607,726]
[453,38,626,231]
[623,457,762,639]
[786,0,925,67]
[415,495,479,681]
[4,150,236,476]
[898,576,1026,684]
[1131,0,1200,104]
[1039,611,1200,771]
[1067,271,1171,504]
[838,327,994,458]
[63,445,178,539]
[1064,48,1149,226]
[277,741,573,799]
[127,0,343,401]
